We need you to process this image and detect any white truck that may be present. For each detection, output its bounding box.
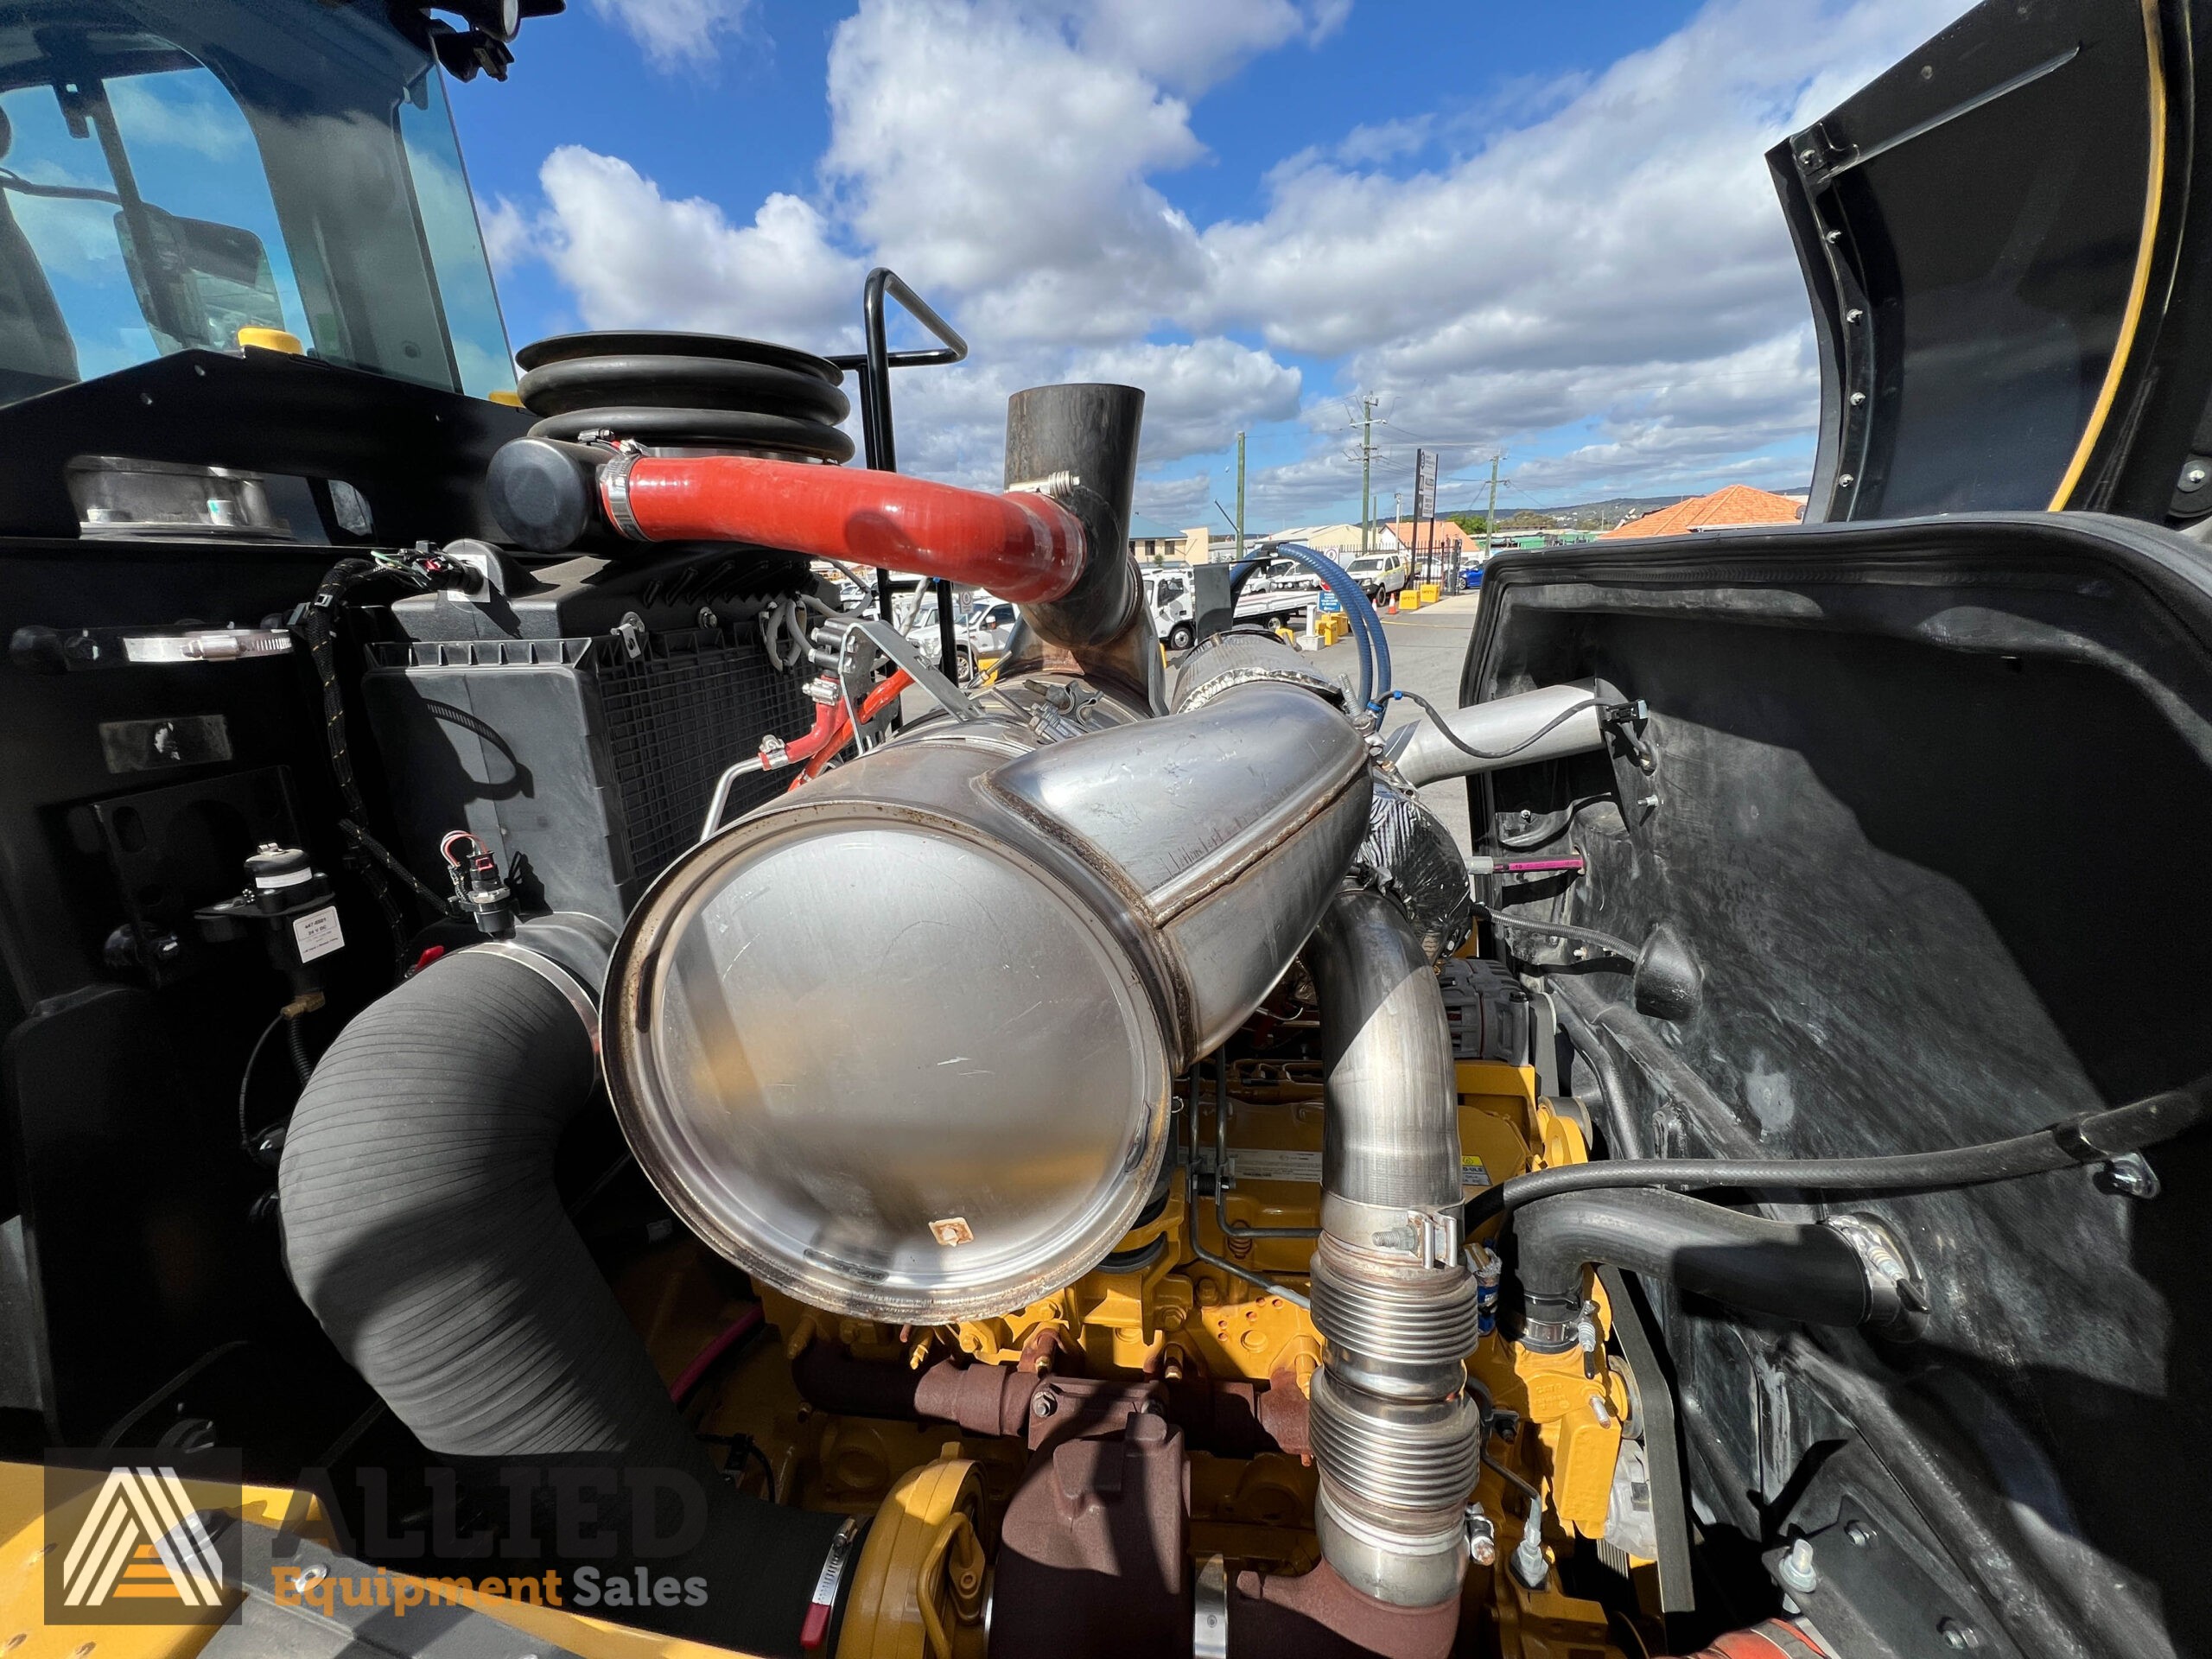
[1144,559,1329,651]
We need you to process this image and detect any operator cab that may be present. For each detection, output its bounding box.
[0,0,515,537]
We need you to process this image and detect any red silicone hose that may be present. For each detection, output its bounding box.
[608,454,1086,603]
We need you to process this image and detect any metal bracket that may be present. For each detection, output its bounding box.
[1409,1205,1465,1268]
[839,615,982,727]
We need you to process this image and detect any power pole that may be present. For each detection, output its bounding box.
[1359,395,1376,552]
[1484,452,1501,556]
[1235,430,1246,564]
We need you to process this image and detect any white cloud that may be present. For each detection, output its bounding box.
[1075,0,1348,94]
[1071,337,1300,461]
[587,0,753,69]
[477,194,536,276]
[822,0,1211,343]
[532,147,861,346]
[108,76,253,159]
[501,0,1976,507]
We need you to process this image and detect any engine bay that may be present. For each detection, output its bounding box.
[2,5,2211,1656]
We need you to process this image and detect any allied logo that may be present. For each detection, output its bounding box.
[42,1452,239,1625]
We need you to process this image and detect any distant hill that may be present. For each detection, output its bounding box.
[1449,490,1808,532]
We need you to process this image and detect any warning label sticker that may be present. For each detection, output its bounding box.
[1230,1148,1322,1185]
[1460,1155,1491,1189]
[293,906,345,963]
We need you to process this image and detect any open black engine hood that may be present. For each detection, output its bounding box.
[1774,0,2212,530]
[1461,512,2212,1658]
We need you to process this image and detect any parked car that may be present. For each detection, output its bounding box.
[1344,552,1409,600]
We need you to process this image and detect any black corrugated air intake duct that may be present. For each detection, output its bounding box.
[277,917,850,1656]
[515,331,855,463]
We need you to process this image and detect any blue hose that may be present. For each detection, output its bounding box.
[1231,544,1390,710]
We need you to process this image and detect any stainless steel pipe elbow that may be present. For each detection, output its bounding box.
[1306,887,1486,1607]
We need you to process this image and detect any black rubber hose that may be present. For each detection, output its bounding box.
[1515,1187,1872,1332]
[278,944,844,1656]
[1467,1079,2211,1229]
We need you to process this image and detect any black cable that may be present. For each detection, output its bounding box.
[1466,1080,2211,1229]
[294,556,463,971]
[1478,903,1638,962]
[237,1008,289,1148]
[286,1013,314,1084]
[337,818,454,914]
[741,1439,778,1503]
[1391,686,1603,762]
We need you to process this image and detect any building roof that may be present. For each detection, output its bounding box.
[1382,518,1470,549]
[1599,484,1804,538]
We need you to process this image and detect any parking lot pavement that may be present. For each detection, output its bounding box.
[1308,592,1483,855]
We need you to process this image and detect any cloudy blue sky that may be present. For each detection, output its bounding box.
[452,0,1973,529]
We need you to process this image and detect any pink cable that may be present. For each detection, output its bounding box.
[669,1305,764,1403]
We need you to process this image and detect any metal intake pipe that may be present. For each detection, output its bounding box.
[1388,678,1616,787]
[1305,887,1484,1608]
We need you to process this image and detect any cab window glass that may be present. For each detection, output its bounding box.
[397,70,514,400]
[0,3,516,409]
[0,63,303,398]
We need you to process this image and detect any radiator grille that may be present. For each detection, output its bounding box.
[595,626,815,887]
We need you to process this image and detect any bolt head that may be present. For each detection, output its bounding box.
[2181,461,2209,493]
[1849,391,1867,406]
[1030,1390,1057,1419]
[1938,1618,1981,1650]
[1837,474,1855,488]
[1847,1520,1877,1547]
[1775,1536,1820,1594]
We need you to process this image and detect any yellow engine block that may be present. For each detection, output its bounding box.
[615,1054,1643,1659]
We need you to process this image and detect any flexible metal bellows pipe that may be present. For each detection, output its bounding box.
[1304,887,1484,1608]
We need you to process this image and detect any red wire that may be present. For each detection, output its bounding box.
[669,1305,764,1404]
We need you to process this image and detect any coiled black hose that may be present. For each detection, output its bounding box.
[1468,1080,2211,1229]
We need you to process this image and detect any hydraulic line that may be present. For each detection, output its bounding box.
[1467,1078,2212,1228]
[1478,903,1640,963]
[1230,546,1389,705]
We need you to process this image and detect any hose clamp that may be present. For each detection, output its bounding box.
[601,448,648,542]
[799,1516,863,1650]
[1822,1214,1927,1339]
[467,940,600,1055]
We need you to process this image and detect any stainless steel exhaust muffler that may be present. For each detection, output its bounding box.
[601,641,1371,1322]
